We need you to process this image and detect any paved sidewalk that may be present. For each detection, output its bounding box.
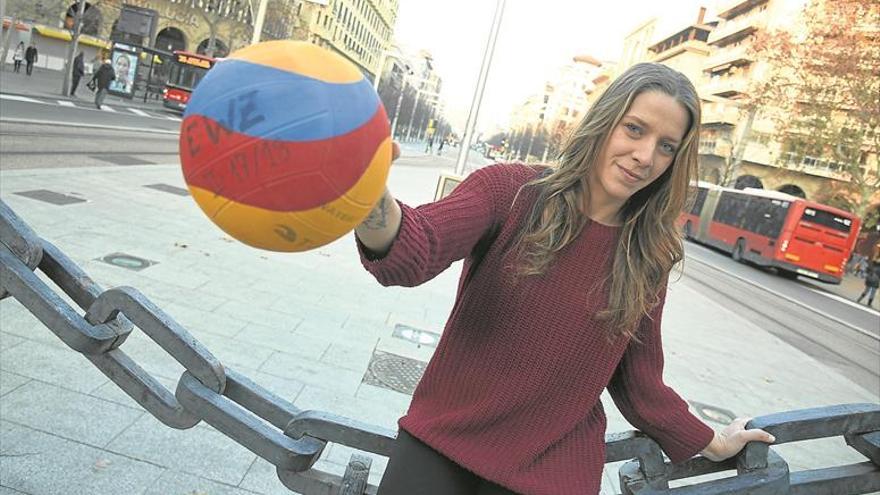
[0,157,876,494]
[0,65,169,113]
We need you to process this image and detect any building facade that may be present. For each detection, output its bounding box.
[293,0,398,81]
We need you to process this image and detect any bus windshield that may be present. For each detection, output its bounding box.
[167,62,209,91]
[801,208,853,233]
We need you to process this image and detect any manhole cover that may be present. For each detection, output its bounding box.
[392,323,440,348]
[689,400,737,424]
[91,155,154,166]
[97,252,156,271]
[362,351,426,395]
[14,189,86,205]
[144,183,189,196]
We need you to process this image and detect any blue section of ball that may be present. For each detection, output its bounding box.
[184,59,380,142]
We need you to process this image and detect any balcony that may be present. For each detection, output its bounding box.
[704,44,754,72]
[708,14,765,46]
[703,76,750,97]
[701,103,742,125]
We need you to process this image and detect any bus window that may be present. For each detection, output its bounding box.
[690,187,707,215]
[802,208,852,233]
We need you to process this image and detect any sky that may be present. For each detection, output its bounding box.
[395,0,719,136]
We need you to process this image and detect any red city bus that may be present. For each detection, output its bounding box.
[163,51,216,112]
[680,185,861,284]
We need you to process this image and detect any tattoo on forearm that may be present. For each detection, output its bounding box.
[362,195,389,230]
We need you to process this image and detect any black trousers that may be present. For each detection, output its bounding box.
[71,74,81,96]
[379,430,518,495]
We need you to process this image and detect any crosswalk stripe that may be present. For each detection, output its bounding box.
[165,115,182,121]
[58,100,76,107]
[128,108,150,117]
[0,94,41,103]
[100,106,117,112]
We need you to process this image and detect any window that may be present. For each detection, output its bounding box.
[802,208,852,233]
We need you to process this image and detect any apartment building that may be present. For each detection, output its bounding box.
[294,0,398,81]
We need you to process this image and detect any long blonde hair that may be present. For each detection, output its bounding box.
[513,63,700,341]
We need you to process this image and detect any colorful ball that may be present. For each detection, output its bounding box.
[179,40,392,252]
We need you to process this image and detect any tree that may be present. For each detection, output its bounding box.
[749,0,880,216]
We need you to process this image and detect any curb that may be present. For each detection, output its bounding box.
[686,252,879,341]
[0,117,179,135]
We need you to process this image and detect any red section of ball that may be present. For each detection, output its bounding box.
[180,106,390,212]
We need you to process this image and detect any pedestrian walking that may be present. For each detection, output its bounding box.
[12,42,24,73]
[856,265,879,307]
[424,135,435,153]
[354,63,775,495]
[437,137,445,155]
[70,51,85,97]
[24,42,38,76]
[88,59,115,110]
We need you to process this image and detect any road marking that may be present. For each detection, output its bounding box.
[802,284,880,316]
[165,115,181,121]
[0,94,41,103]
[100,106,117,112]
[687,255,879,341]
[128,108,150,117]
[57,100,76,107]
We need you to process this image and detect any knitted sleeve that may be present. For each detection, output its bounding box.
[356,165,501,287]
[607,290,715,463]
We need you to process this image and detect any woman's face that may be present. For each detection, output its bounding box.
[115,57,130,75]
[588,90,689,214]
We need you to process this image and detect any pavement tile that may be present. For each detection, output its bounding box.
[0,332,25,353]
[143,469,266,495]
[0,370,30,398]
[234,322,332,359]
[105,413,257,486]
[0,303,73,350]
[0,421,165,495]
[0,380,144,448]
[0,340,107,394]
[238,458,304,495]
[160,301,250,339]
[319,341,379,373]
[258,353,365,397]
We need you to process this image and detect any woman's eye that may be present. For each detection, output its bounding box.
[661,143,677,154]
[624,123,641,134]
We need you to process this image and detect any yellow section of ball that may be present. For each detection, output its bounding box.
[228,40,364,84]
[188,137,393,252]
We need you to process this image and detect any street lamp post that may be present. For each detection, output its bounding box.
[454,0,506,176]
[250,0,268,45]
[61,0,86,97]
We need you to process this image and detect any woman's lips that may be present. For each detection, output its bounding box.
[616,163,643,183]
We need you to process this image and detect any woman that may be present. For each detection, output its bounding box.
[12,42,24,73]
[354,63,774,495]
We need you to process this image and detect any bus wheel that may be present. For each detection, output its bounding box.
[684,221,693,239]
[732,239,745,262]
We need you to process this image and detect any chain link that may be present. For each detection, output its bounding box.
[1,198,878,495]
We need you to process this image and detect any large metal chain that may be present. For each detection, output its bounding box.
[0,198,878,495]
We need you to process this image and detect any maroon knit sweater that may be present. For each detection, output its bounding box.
[357,163,714,495]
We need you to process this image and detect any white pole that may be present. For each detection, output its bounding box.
[251,0,268,45]
[454,0,506,176]
[373,49,388,91]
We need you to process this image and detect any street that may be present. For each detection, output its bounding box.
[0,96,877,495]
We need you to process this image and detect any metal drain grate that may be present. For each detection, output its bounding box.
[91,155,154,166]
[97,252,156,271]
[14,189,86,205]
[144,183,190,196]
[362,351,426,395]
